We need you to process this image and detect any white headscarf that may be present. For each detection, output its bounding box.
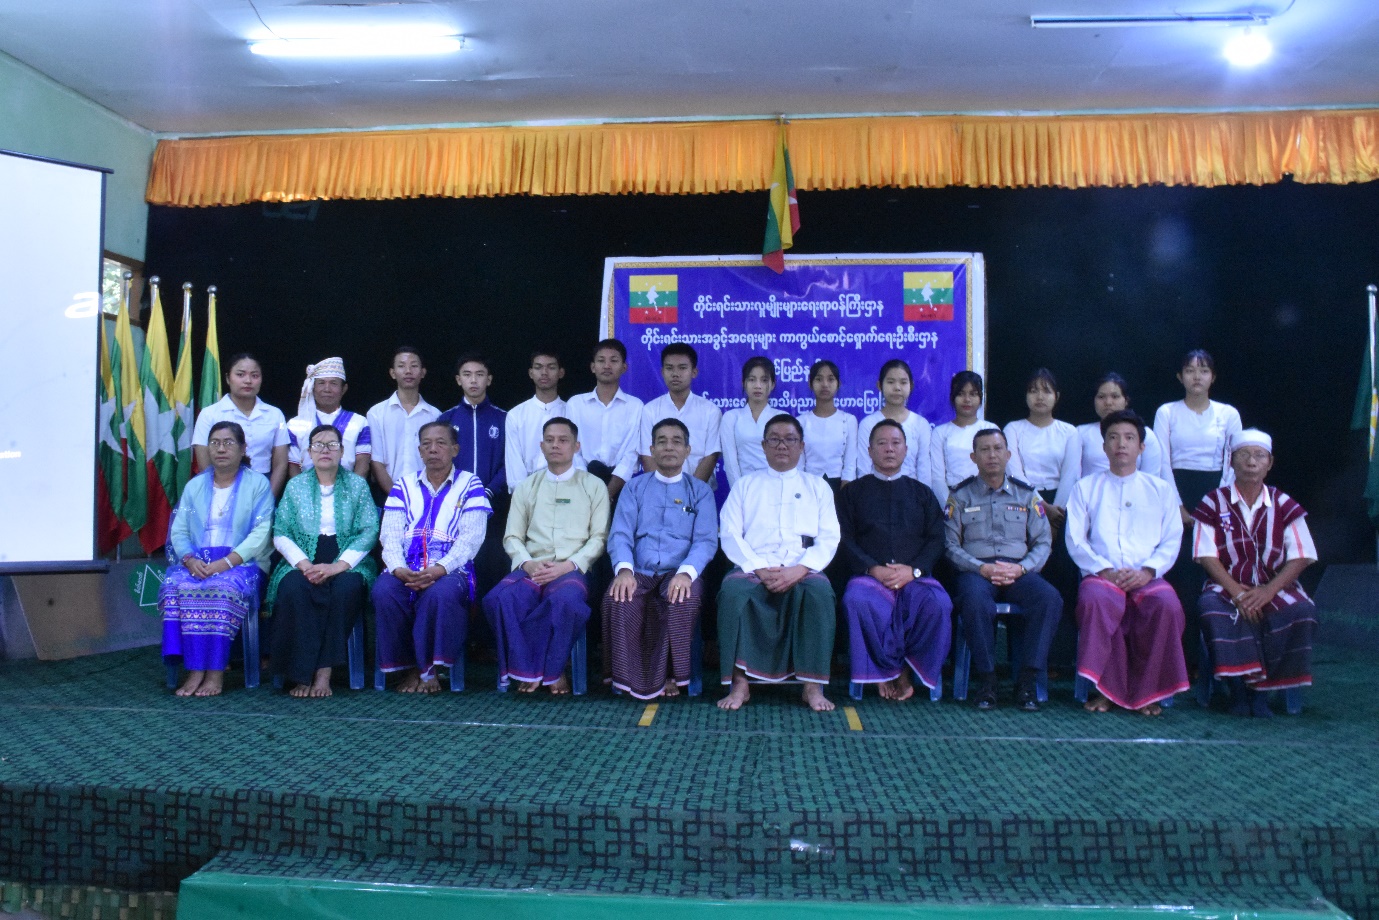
[298,357,346,418]
[1230,428,1272,455]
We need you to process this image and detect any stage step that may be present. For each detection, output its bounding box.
[176,852,1350,920]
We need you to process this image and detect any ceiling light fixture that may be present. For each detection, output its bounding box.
[249,34,463,58]
[1030,12,1269,28]
[1223,28,1273,66]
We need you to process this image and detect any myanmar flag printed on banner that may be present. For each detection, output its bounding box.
[903,271,954,321]
[629,274,678,324]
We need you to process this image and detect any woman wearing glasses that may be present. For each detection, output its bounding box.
[161,421,275,697]
[266,425,379,697]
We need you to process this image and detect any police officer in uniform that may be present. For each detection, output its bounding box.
[944,428,1062,711]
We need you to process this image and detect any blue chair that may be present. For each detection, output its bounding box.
[272,619,366,691]
[612,628,703,698]
[492,627,588,695]
[165,607,263,690]
[1073,641,1173,708]
[1195,632,1302,715]
[952,603,1048,703]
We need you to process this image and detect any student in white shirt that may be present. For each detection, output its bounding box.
[857,359,931,485]
[566,339,644,505]
[504,348,567,491]
[639,343,722,486]
[928,370,999,504]
[1152,349,1244,670]
[721,356,777,488]
[1053,373,1169,509]
[192,352,290,498]
[365,346,440,497]
[797,359,858,490]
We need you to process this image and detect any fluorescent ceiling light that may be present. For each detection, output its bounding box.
[1031,13,1268,28]
[1223,29,1273,66]
[249,35,463,58]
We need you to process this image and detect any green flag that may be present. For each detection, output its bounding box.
[1352,286,1379,526]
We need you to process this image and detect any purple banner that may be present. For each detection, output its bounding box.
[599,254,986,424]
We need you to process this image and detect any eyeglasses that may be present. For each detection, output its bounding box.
[207,438,240,449]
[764,436,802,447]
[309,440,343,452]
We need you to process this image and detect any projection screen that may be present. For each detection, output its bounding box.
[0,150,107,569]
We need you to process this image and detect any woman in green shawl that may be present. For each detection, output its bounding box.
[268,424,379,697]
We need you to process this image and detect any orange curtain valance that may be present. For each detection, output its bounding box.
[147,110,1379,207]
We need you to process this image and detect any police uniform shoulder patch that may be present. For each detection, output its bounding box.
[944,500,956,520]
[952,475,979,491]
[1009,476,1035,492]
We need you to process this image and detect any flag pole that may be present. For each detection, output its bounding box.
[1369,283,1377,569]
[116,271,133,563]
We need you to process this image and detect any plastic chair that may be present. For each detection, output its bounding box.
[272,619,366,691]
[952,603,1048,702]
[165,607,262,690]
[612,627,703,698]
[1195,632,1302,715]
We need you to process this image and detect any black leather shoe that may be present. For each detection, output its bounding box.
[975,686,997,710]
[1015,685,1040,712]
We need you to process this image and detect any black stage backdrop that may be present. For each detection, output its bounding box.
[146,181,1379,574]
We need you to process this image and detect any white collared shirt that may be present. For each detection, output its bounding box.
[566,388,644,482]
[1066,469,1183,577]
[721,405,775,487]
[505,394,568,492]
[1004,418,1076,492]
[798,409,858,481]
[1153,399,1243,504]
[929,419,1001,503]
[365,391,440,481]
[719,464,839,573]
[856,410,932,484]
[640,391,723,481]
[192,395,290,476]
[1053,422,1169,508]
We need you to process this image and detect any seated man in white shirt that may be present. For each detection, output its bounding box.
[717,415,840,712]
[1066,409,1188,716]
[286,357,371,477]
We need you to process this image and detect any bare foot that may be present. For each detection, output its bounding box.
[802,683,835,712]
[309,667,333,698]
[549,673,571,695]
[717,671,750,710]
[663,678,681,698]
[517,680,542,693]
[1084,694,1111,713]
[175,670,205,697]
[194,671,224,697]
[1137,702,1163,717]
[417,675,441,694]
[878,678,897,700]
[396,669,423,693]
[892,671,915,702]
[289,683,312,698]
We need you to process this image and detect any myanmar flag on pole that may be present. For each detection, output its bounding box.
[139,278,178,553]
[96,313,130,553]
[1352,284,1379,526]
[195,286,222,474]
[762,125,800,274]
[115,282,148,535]
[173,283,196,500]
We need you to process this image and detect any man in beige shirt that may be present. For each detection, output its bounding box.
[482,417,609,693]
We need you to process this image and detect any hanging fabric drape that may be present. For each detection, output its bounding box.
[147,110,1379,207]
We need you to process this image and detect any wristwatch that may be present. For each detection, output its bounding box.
[912,567,922,579]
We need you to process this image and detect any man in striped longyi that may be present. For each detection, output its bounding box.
[602,418,718,700]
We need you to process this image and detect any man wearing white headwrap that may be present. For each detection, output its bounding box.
[1189,428,1317,717]
[286,357,372,478]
